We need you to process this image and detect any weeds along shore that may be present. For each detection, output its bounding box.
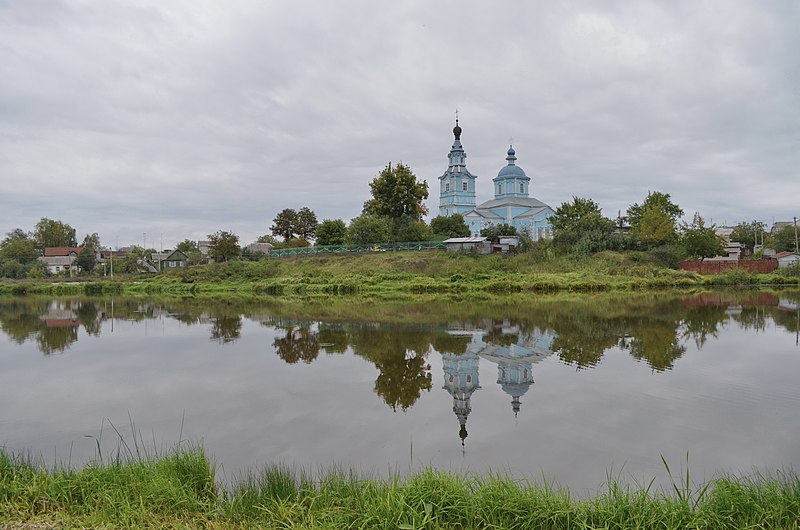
[1,445,799,529]
[1,251,799,298]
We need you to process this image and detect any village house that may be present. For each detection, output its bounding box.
[39,247,82,275]
[150,249,189,272]
[774,251,800,268]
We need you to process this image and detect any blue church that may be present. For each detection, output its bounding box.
[437,120,555,240]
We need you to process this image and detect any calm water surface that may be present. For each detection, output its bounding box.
[1,291,799,494]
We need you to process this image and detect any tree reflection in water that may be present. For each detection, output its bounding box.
[210,315,242,344]
[1,290,799,380]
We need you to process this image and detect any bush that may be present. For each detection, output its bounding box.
[646,244,686,269]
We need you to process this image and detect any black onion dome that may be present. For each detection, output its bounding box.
[453,120,462,140]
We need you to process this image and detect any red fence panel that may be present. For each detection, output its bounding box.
[680,260,778,275]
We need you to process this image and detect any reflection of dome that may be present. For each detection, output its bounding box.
[459,423,468,445]
[501,382,531,400]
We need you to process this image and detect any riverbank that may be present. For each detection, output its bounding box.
[2,446,798,529]
[1,251,798,298]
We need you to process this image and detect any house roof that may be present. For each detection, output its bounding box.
[164,249,189,261]
[774,251,799,259]
[39,256,75,266]
[44,247,83,257]
[444,237,488,243]
[475,196,549,210]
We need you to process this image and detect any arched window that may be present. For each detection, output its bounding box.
[520,183,524,193]
[463,181,468,191]
[466,374,472,383]
[498,184,502,194]
[445,182,450,192]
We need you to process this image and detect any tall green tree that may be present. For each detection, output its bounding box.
[271,209,298,240]
[270,207,318,242]
[295,207,318,241]
[729,221,767,253]
[550,197,615,252]
[315,219,348,246]
[34,218,77,249]
[627,191,684,228]
[680,213,724,260]
[207,230,240,262]
[627,191,683,247]
[0,229,38,264]
[75,245,97,273]
[363,163,429,222]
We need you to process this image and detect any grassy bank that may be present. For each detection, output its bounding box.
[1,251,799,298]
[2,447,799,529]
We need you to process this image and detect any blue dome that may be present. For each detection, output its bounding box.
[497,164,527,178]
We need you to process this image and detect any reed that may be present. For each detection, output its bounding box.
[2,446,799,529]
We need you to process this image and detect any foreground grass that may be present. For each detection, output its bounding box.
[2,447,800,529]
[1,251,799,298]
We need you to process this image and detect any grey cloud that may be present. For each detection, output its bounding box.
[1,0,798,247]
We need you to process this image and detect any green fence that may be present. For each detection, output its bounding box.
[269,240,447,258]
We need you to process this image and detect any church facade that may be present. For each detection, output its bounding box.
[437,120,555,240]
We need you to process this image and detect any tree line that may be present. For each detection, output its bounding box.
[2,161,798,278]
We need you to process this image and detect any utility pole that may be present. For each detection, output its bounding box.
[794,217,798,253]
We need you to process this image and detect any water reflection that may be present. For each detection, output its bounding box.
[1,292,799,415]
[442,320,555,446]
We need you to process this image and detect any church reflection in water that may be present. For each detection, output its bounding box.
[441,320,554,446]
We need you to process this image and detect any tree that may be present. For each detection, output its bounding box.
[33,218,77,249]
[270,207,318,243]
[74,233,100,273]
[632,207,678,247]
[768,225,799,253]
[176,239,202,265]
[75,245,97,273]
[550,197,615,252]
[730,221,767,253]
[0,229,38,264]
[627,191,683,247]
[316,219,348,246]
[295,207,318,241]
[363,163,429,222]
[480,224,518,242]
[680,213,724,260]
[430,214,470,238]
[394,219,432,242]
[271,208,298,240]
[207,230,240,262]
[627,191,684,229]
[346,215,390,245]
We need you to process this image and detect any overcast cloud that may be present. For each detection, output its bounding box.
[1,0,798,248]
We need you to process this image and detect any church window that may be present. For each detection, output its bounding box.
[462,181,468,191]
[524,368,528,379]
[449,374,454,383]
[466,375,472,383]
[498,184,502,194]
[520,183,524,193]
[445,182,450,192]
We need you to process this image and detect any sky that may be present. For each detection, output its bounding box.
[1,0,798,249]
